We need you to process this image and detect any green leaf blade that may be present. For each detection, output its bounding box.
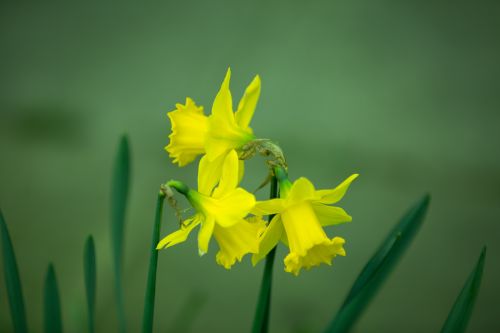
[0,210,29,333]
[84,236,96,333]
[44,264,63,333]
[141,193,165,333]
[440,247,486,333]
[324,194,430,333]
[111,135,130,333]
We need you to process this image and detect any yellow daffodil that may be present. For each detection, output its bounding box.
[165,68,260,167]
[252,168,358,275]
[165,97,208,166]
[157,150,264,269]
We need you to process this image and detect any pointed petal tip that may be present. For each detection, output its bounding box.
[252,74,261,85]
[349,173,360,181]
[223,67,232,83]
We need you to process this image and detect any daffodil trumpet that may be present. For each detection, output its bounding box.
[157,150,264,269]
[165,68,261,168]
[252,166,358,275]
[161,68,359,276]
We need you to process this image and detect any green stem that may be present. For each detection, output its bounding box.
[251,176,278,333]
[141,191,166,333]
[166,180,190,196]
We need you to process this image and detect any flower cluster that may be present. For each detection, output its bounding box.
[157,69,358,275]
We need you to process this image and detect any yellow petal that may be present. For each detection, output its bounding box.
[213,188,256,227]
[251,215,284,266]
[205,120,254,162]
[316,174,359,205]
[214,217,265,269]
[211,68,234,123]
[286,177,319,205]
[235,75,261,129]
[205,69,255,161]
[198,216,215,256]
[156,217,201,250]
[165,98,208,166]
[311,203,352,226]
[205,136,231,162]
[197,154,225,196]
[251,198,286,216]
[212,150,239,198]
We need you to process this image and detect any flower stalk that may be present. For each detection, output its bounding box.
[252,176,278,333]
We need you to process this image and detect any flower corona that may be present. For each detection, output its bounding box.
[157,150,263,269]
[252,168,358,275]
[160,68,358,275]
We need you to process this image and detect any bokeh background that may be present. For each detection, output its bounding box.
[1,1,499,332]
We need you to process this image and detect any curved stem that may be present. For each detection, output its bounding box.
[142,191,166,333]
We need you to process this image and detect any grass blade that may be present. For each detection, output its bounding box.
[324,194,430,333]
[252,177,278,333]
[440,247,486,333]
[0,210,29,333]
[84,236,96,333]
[141,192,166,333]
[44,264,63,333]
[111,135,130,333]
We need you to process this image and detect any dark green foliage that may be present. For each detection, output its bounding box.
[441,247,486,333]
[43,264,63,333]
[111,135,130,333]
[324,195,430,333]
[0,210,29,333]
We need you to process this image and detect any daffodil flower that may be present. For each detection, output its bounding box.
[252,168,358,275]
[165,68,260,167]
[157,150,263,269]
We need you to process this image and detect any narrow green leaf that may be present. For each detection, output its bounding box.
[324,194,430,333]
[111,135,130,333]
[84,236,96,333]
[252,176,278,333]
[440,247,486,333]
[44,264,63,333]
[141,192,166,333]
[0,210,29,333]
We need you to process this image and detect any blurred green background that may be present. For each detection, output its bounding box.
[1,1,499,332]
